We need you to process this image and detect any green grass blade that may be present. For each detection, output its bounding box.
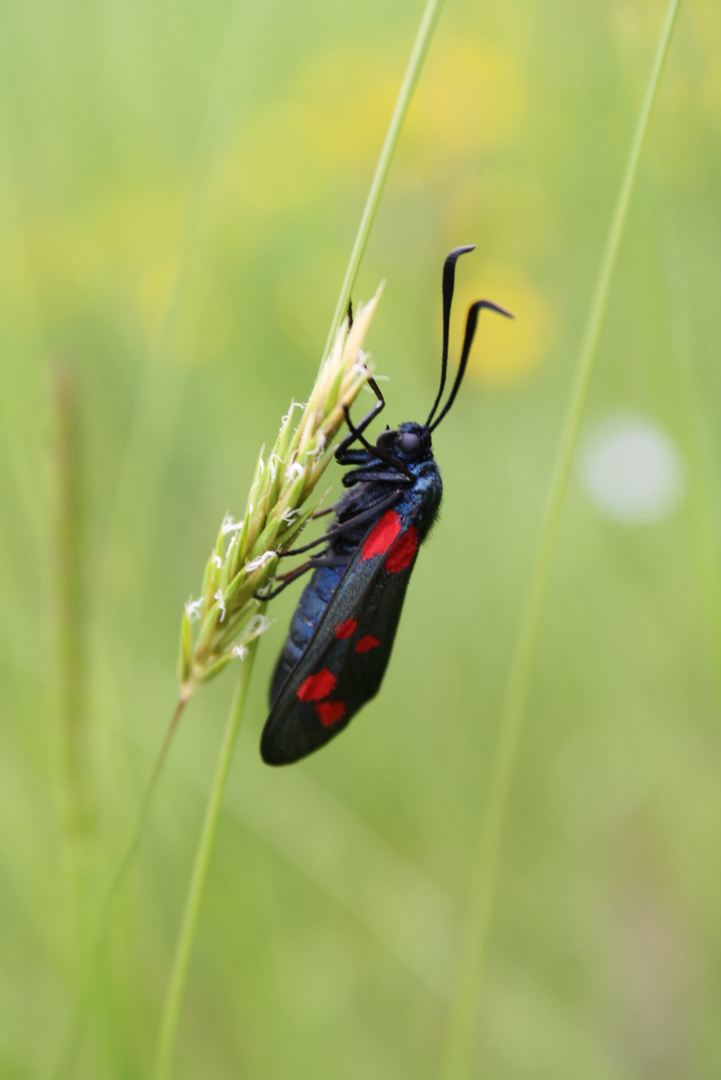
[50,696,190,1080]
[439,3,683,1077]
[51,361,89,855]
[662,222,721,694]
[152,637,260,1080]
[99,0,276,609]
[320,0,446,363]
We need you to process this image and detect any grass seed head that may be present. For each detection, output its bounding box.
[178,288,382,700]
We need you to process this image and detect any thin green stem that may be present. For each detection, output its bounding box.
[439,3,682,1078]
[152,639,259,1080]
[100,0,274,615]
[321,0,446,363]
[661,221,721,696]
[52,361,89,883]
[51,694,190,1080]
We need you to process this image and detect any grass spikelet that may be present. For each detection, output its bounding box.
[178,287,382,702]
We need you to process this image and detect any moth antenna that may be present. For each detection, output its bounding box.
[426,244,476,428]
[429,300,513,432]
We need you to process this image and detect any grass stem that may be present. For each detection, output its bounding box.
[152,638,259,1080]
[321,0,446,362]
[662,222,721,698]
[51,358,92,967]
[51,694,190,1080]
[439,3,683,1077]
[52,360,88,846]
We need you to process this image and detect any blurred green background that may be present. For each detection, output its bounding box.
[1,0,720,1077]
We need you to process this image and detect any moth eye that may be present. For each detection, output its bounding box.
[398,432,422,454]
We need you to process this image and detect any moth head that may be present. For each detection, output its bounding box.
[376,422,431,461]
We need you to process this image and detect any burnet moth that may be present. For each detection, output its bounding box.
[260,245,511,765]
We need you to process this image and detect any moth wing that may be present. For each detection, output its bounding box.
[261,511,420,765]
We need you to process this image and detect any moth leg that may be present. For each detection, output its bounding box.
[255,552,348,601]
[341,403,385,458]
[335,378,385,456]
[255,559,317,600]
[335,446,377,466]
[342,469,413,488]
[342,402,413,479]
[277,489,402,558]
[311,554,349,567]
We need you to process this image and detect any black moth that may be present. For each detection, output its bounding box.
[260,245,511,765]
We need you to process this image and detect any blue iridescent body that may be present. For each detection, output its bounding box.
[270,424,443,703]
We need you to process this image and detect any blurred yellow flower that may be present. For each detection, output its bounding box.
[136,254,181,340]
[4,186,187,337]
[407,38,526,169]
[451,265,555,387]
[218,48,397,216]
[217,35,527,222]
[9,217,96,323]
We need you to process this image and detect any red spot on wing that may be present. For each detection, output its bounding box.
[386,525,418,573]
[334,618,358,640]
[297,668,336,702]
[315,700,346,727]
[362,510,401,561]
[355,635,380,653]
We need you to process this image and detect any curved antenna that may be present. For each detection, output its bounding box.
[429,299,513,432]
[425,244,476,427]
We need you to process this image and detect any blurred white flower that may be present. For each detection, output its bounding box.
[578,412,685,525]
